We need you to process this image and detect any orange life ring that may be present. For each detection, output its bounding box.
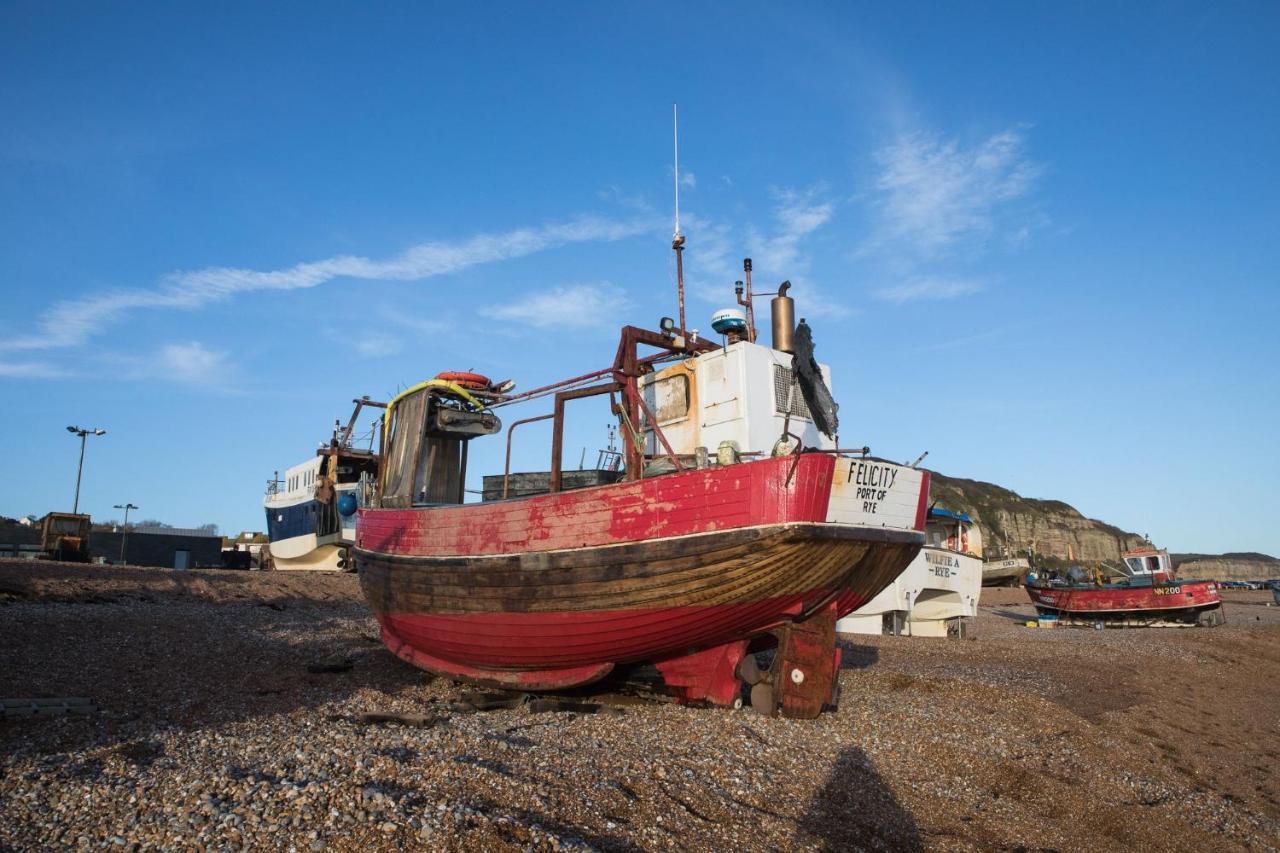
[435,371,491,391]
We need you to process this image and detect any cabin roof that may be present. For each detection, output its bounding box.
[929,507,973,523]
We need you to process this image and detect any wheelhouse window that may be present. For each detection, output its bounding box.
[641,373,690,427]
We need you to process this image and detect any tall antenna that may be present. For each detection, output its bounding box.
[672,103,682,239]
[672,103,686,332]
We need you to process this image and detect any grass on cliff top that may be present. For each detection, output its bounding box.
[1173,552,1279,564]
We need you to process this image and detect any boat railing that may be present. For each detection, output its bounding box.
[502,413,556,499]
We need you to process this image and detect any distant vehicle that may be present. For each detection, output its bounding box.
[220,550,252,570]
[39,513,92,562]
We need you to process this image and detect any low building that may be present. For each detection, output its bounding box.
[93,526,223,569]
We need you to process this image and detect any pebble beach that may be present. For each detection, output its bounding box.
[2,560,1277,851]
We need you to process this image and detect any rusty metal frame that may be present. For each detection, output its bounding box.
[487,367,616,408]
[378,325,718,504]
[549,382,621,493]
[610,326,716,480]
[502,413,555,499]
[632,392,684,474]
[337,396,388,449]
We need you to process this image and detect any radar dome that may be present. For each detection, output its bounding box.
[711,308,747,335]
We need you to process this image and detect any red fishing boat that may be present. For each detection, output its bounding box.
[355,122,930,715]
[355,255,930,716]
[1024,547,1224,627]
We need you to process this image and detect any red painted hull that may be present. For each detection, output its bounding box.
[357,453,841,557]
[355,455,925,696]
[376,594,858,672]
[1025,580,1222,617]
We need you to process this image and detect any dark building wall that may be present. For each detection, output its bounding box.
[0,522,42,547]
[90,531,223,568]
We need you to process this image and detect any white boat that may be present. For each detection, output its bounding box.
[263,398,383,571]
[982,556,1031,586]
[836,507,983,637]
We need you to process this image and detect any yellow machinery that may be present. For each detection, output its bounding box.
[39,513,92,562]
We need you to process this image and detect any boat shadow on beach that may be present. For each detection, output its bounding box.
[989,608,1037,622]
[798,745,923,852]
[833,639,880,670]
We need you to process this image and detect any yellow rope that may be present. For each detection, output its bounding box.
[383,379,486,447]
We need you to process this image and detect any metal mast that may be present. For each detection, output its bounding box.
[672,103,686,333]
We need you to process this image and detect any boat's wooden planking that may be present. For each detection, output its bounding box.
[359,524,919,670]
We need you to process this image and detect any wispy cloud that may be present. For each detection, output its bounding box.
[106,341,236,387]
[874,277,985,304]
[680,188,848,319]
[682,212,738,301]
[0,360,67,379]
[749,188,835,277]
[337,306,450,358]
[353,338,403,358]
[860,127,1041,306]
[749,189,849,319]
[1,215,654,353]
[868,129,1040,258]
[679,171,697,189]
[479,283,630,329]
[377,307,448,337]
[159,342,231,384]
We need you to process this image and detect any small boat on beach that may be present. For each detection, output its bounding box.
[982,556,1031,586]
[1025,546,1224,627]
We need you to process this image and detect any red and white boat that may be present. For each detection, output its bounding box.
[1025,547,1224,627]
[355,265,929,717]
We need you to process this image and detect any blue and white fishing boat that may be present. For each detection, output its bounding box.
[263,398,384,571]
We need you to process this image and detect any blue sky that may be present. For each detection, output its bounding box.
[1,3,1277,554]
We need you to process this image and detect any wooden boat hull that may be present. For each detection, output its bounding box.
[360,522,919,683]
[1026,579,1222,623]
[355,455,926,698]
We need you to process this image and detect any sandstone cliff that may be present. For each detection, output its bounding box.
[1170,553,1279,582]
[926,473,1278,580]
[929,471,1157,565]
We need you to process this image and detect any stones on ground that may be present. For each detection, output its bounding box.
[1,562,1277,850]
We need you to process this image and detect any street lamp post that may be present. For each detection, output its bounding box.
[113,502,138,564]
[66,425,106,514]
